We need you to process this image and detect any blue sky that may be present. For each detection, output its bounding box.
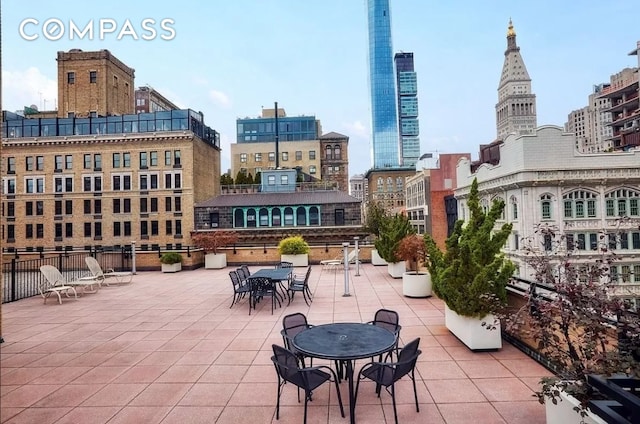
[2,1,639,175]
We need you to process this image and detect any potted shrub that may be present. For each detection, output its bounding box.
[364,201,391,266]
[395,234,432,297]
[505,223,640,423]
[160,252,183,273]
[278,235,310,267]
[374,213,414,278]
[192,230,239,269]
[425,178,515,350]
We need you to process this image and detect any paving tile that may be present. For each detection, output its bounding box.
[1,406,71,424]
[104,406,172,424]
[81,383,148,407]
[158,406,223,424]
[425,379,487,403]
[53,406,122,424]
[178,383,237,406]
[129,383,191,406]
[437,402,507,424]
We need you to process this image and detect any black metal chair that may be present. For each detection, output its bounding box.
[354,338,422,424]
[288,266,312,306]
[276,261,293,269]
[281,312,313,366]
[229,270,251,308]
[368,308,402,359]
[247,276,281,315]
[238,264,251,281]
[271,344,345,424]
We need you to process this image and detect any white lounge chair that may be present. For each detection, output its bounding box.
[83,257,133,286]
[39,265,99,300]
[320,249,360,270]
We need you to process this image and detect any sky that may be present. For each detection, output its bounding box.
[2,0,639,176]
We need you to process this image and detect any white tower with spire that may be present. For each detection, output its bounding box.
[495,19,537,140]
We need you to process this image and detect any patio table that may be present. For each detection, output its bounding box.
[293,322,397,424]
[248,268,292,310]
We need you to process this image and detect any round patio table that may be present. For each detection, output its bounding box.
[292,322,397,424]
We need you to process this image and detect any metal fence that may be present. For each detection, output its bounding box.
[2,247,130,303]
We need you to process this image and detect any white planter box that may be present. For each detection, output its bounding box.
[387,261,406,279]
[444,304,502,350]
[371,249,388,266]
[204,253,227,269]
[161,263,182,273]
[545,389,607,424]
[402,272,432,297]
[281,254,308,267]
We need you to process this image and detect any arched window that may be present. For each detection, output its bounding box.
[272,207,282,226]
[246,208,257,227]
[541,194,552,220]
[563,190,597,219]
[284,207,294,225]
[480,199,489,214]
[510,196,518,220]
[333,145,341,160]
[309,206,319,225]
[377,177,383,192]
[604,188,640,217]
[296,207,307,226]
[259,208,269,227]
[234,209,245,228]
[325,145,332,160]
[492,196,505,219]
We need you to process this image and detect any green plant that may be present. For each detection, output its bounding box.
[374,213,415,263]
[364,201,391,238]
[425,178,515,318]
[506,223,640,417]
[192,230,239,254]
[278,235,310,255]
[160,252,183,264]
[395,234,426,273]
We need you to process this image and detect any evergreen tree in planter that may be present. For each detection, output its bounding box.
[365,201,392,265]
[375,213,415,278]
[425,178,514,349]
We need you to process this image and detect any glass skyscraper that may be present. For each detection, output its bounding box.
[367,0,399,168]
[395,52,420,167]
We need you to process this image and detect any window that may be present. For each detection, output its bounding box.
[141,221,148,237]
[94,222,102,238]
[272,208,281,226]
[259,208,269,226]
[309,150,316,160]
[268,152,275,162]
[280,175,288,185]
[114,222,122,236]
[511,198,518,220]
[26,156,34,171]
[65,155,73,169]
[65,200,72,214]
[150,151,158,167]
[123,152,131,168]
[25,177,45,194]
[164,171,182,189]
[26,201,34,216]
[140,152,148,168]
[284,207,294,225]
[82,174,102,192]
[333,145,341,159]
[6,202,15,218]
[55,223,63,239]
[541,194,552,219]
[295,151,302,161]
[36,156,44,171]
[605,189,640,217]
[254,153,262,162]
[151,221,159,236]
[325,145,332,159]
[84,200,92,214]
[65,223,73,237]
[309,165,316,174]
[165,220,173,235]
[67,72,75,84]
[55,155,63,171]
[563,190,597,219]
[282,152,288,161]
[113,199,121,213]
[165,150,172,166]
[54,176,73,193]
[3,178,15,194]
[174,197,181,212]
[26,224,33,238]
[89,71,97,83]
[174,150,181,166]
[113,153,121,168]
[268,175,276,185]
[112,173,131,191]
[335,209,345,225]
[175,219,182,235]
[6,224,15,240]
[7,157,16,173]
[240,153,247,163]
[84,154,91,169]
[309,206,319,225]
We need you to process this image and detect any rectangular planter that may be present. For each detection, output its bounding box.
[387,261,406,278]
[161,263,182,273]
[205,253,227,269]
[444,304,502,350]
[280,254,308,267]
[545,390,607,424]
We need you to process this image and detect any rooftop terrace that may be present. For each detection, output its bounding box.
[0,264,549,423]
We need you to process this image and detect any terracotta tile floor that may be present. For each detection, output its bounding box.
[0,264,551,423]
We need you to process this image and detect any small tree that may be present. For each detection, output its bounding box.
[192,230,239,255]
[278,235,310,255]
[220,173,234,185]
[425,178,514,318]
[374,213,415,263]
[364,201,391,238]
[395,234,426,273]
[254,171,262,184]
[505,223,640,416]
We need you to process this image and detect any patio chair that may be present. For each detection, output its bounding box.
[354,338,422,424]
[247,276,281,315]
[271,344,345,424]
[229,270,251,308]
[281,312,313,366]
[37,266,78,305]
[238,264,251,281]
[320,249,360,270]
[83,257,133,286]
[275,261,293,269]
[368,308,402,360]
[287,266,313,306]
[40,265,99,297]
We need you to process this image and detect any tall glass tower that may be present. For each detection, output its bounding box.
[367,0,399,168]
[395,52,420,167]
